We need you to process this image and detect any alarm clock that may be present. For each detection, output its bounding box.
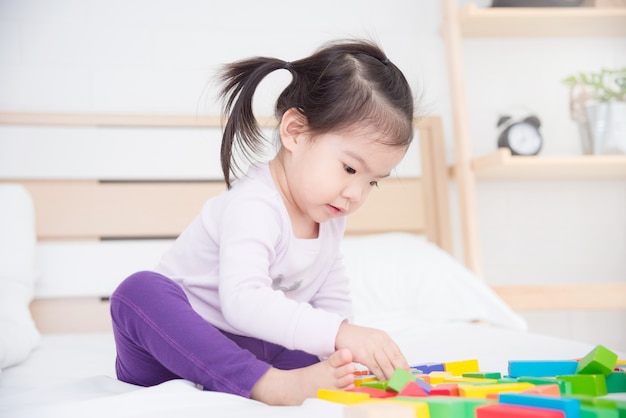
[496,114,543,156]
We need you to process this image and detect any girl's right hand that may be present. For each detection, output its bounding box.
[334,322,409,381]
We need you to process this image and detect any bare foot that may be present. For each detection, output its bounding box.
[250,348,355,406]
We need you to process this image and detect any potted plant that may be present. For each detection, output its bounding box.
[564,67,626,154]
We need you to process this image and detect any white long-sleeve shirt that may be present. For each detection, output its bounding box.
[155,163,353,357]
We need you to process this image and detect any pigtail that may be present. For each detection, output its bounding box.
[219,57,288,189]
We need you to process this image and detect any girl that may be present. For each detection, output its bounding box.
[110,39,416,406]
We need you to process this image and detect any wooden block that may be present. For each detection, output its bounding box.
[458,382,535,399]
[509,360,579,378]
[430,383,460,396]
[413,378,433,394]
[577,345,619,376]
[605,371,626,393]
[344,402,417,418]
[387,368,416,393]
[499,393,580,418]
[361,381,388,390]
[518,377,572,395]
[429,371,454,384]
[444,359,480,376]
[398,381,428,397]
[411,362,445,374]
[579,405,619,418]
[464,372,502,380]
[476,403,566,418]
[355,375,378,387]
[523,384,562,396]
[347,387,397,399]
[317,389,369,404]
[557,374,608,397]
[442,376,498,384]
[397,396,472,418]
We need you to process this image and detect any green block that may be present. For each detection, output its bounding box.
[581,405,619,418]
[397,396,474,418]
[361,380,387,390]
[463,372,502,379]
[387,368,415,392]
[557,374,608,396]
[592,399,626,418]
[517,376,571,395]
[498,377,519,384]
[577,345,618,375]
[606,372,626,393]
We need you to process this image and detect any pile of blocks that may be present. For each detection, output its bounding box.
[317,344,626,417]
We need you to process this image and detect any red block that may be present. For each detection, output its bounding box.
[430,383,459,396]
[347,386,397,399]
[476,404,565,418]
[398,381,428,397]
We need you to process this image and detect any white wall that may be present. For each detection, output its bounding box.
[1,0,624,350]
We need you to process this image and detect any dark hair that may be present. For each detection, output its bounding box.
[219,39,415,188]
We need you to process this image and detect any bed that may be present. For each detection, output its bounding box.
[0,114,623,418]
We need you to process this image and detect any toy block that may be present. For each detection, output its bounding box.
[344,402,419,418]
[476,403,566,418]
[412,362,445,374]
[458,382,535,399]
[317,388,369,404]
[348,386,397,399]
[606,371,626,393]
[580,405,619,418]
[577,345,618,376]
[429,371,454,384]
[430,383,459,396]
[387,368,417,393]
[464,372,502,380]
[518,377,572,395]
[523,383,562,396]
[397,396,473,418]
[444,359,480,376]
[413,377,433,394]
[361,381,388,390]
[556,374,608,397]
[355,375,378,387]
[442,376,498,384]
[398,380,428,397]
[385,399,431,417]
[499,393,581,418]
[416,375,431,384]
[509,360,579,378]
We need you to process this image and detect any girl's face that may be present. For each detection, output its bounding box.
[282,127,407,230]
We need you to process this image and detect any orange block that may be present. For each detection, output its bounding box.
[523,384,561,397]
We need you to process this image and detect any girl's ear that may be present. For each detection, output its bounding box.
[279,108,308,151]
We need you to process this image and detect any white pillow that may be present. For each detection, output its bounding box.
[341,233,527,331]
[0,184,40,370]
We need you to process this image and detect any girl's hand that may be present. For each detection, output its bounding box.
[335,322,409,381]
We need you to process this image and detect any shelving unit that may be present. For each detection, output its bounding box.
[440,1,626,311]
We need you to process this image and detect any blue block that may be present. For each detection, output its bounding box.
[411,363,445,374]
[413,377,432,394]
[508,360,579,378]
[499,393,581,418]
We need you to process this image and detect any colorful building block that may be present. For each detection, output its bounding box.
[429,371,454,384]
[397,380,428,397]
[476,403,567,418]
[458,382,535,399]
[580,405,619,418]
[411,362,445,374]
[523,384,562,396]
[606,372,626,393]
[517,377,572,395]
[445,359,480,376]
[465,372,503,380]
[509,360,579,378]
[397,396,474,418]
[348,386,397,399]
[557,374,608,397]
[344,402,421,418]
[413,377,432,394]
[577,346,618,376]
[317,389,370,404]
[387,368,416,393]
[499,393,581,418]
[430,383,459,396]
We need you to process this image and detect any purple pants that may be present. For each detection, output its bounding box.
[110,271,319,398]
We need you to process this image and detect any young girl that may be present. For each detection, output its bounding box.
[110,39,416,406]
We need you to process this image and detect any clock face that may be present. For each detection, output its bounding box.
[508,123,542,155]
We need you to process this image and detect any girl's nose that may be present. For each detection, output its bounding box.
[341,183,362,203]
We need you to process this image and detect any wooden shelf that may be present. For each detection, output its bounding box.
[459,3,626,37]
[469,148,626,180]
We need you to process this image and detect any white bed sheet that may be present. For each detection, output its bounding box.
[2,320,619,418]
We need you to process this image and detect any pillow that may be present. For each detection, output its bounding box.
[341,233,527,331]
[0,184,40,370]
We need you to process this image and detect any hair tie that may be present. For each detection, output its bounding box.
[283,61,292,70]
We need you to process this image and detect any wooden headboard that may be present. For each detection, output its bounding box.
[0,113,453,333]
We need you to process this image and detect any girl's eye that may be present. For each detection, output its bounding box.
[344,164,356,174]
[369,181,379,188]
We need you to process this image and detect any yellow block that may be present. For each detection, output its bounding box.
[354,376,378,387]
[390,399,431,418]
[444,359,480,376]
[317,389,370,405]
[458,382,535,399]
[428,371,454,384]
[345,401,430,418]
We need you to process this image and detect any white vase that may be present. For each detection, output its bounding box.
[580,101,626,155]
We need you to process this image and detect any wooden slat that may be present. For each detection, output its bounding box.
[493,283,626,311]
